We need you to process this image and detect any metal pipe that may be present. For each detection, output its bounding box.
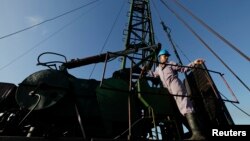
[62,44,160,69]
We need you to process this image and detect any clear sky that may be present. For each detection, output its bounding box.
[0,0,249,125]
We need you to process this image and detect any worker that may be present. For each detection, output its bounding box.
[142,49,205,140]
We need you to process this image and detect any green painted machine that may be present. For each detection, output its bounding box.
[0,0,236,140]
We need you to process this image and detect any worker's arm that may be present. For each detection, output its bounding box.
[171,58,205,73]
[141,66,159,78]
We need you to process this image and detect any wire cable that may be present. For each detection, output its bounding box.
[0,0,100,40]
[18,94,41,126]
[0,2,101,71]
[88,0,126,79]
[151,0,191,63]
[171,0,250,62]
[113,117,145,139]
[160,0,250,92]
[151,0,164,22]
[219,92,250,117]
[174,42,192,62]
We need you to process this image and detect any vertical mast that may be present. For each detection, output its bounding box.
[122,0,157,69]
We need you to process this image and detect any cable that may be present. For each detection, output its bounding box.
[74,104,86,140]
[174,43,192,62]
[113,117,145,140]
[160,0,250,93]
[219,92,250,117]
[151,0,191,63]
[171,0,250,62]
[88,0,126,79]
[151,0,164,22]
[18,94,41,126]
[0,0,100,40]
[0,1,101,71]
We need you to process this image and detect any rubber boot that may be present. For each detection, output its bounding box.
[185,113,205,140]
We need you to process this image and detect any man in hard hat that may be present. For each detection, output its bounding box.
[142,49,205,140]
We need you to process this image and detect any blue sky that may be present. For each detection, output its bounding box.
[0,0,249,125]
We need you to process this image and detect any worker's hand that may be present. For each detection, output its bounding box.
[141,66,148,74]
[141,66,146,72]
[194,58,205,65]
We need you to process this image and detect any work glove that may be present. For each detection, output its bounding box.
[193,58,205,65]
